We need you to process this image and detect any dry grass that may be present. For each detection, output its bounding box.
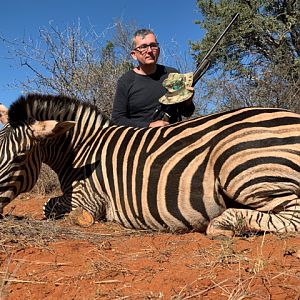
[31,164,61,196]
[0,196,299,300]
[0,215,146,254]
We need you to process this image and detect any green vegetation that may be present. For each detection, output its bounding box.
[192,0,300,112]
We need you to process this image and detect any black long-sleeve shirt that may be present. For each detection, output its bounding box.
[112,64,195,128]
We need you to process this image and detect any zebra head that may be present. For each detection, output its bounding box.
[0,102,75,214]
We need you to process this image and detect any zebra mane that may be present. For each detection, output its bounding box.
[8,93,110,127]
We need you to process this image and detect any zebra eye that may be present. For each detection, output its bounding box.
[13,154,27,164]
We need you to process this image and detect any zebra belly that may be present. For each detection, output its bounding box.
[107,193,214,232]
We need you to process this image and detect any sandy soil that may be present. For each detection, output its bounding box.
[0,194,299,300]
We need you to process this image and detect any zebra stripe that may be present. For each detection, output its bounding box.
[1,94,300,237]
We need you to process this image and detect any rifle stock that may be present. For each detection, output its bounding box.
[192,13,239,87]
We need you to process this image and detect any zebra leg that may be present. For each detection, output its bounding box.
[43,190,101,226]
[206,199,300,237]
[43,196,95,226]
[43,195,72,219]
[68,207,95,227]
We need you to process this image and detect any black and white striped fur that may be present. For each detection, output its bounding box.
[1,94,300,236]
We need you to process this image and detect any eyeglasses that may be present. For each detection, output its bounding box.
[134,42,160,54]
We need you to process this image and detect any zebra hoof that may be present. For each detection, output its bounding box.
[206,221,235,239]
[68,207,95,227]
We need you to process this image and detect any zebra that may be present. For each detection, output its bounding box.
[0,93,300,237]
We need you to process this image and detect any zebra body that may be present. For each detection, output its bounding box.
[1,94,300,236]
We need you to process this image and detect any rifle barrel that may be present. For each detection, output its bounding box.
[193,13,239,86]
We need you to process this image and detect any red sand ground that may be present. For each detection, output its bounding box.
[0,195,300,299]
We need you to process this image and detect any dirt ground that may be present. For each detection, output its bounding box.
[0,194,299,300]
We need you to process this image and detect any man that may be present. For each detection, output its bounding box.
[0,103,8,125]
[112,29,195,128]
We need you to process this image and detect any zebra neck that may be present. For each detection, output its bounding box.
[41,120,109,187]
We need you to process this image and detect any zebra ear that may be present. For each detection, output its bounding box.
[0,104,8,125]
[52,121,76,136]
[31,120,76,139]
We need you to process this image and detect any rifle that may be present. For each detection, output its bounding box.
[152,13,239,123]
[192,13,239,87]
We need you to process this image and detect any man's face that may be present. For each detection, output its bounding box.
[131,33,160,65]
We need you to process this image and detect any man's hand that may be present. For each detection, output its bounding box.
[184,86,195,103]
[149,120,169,127]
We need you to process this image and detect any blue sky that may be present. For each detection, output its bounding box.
[0,0,203,108]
